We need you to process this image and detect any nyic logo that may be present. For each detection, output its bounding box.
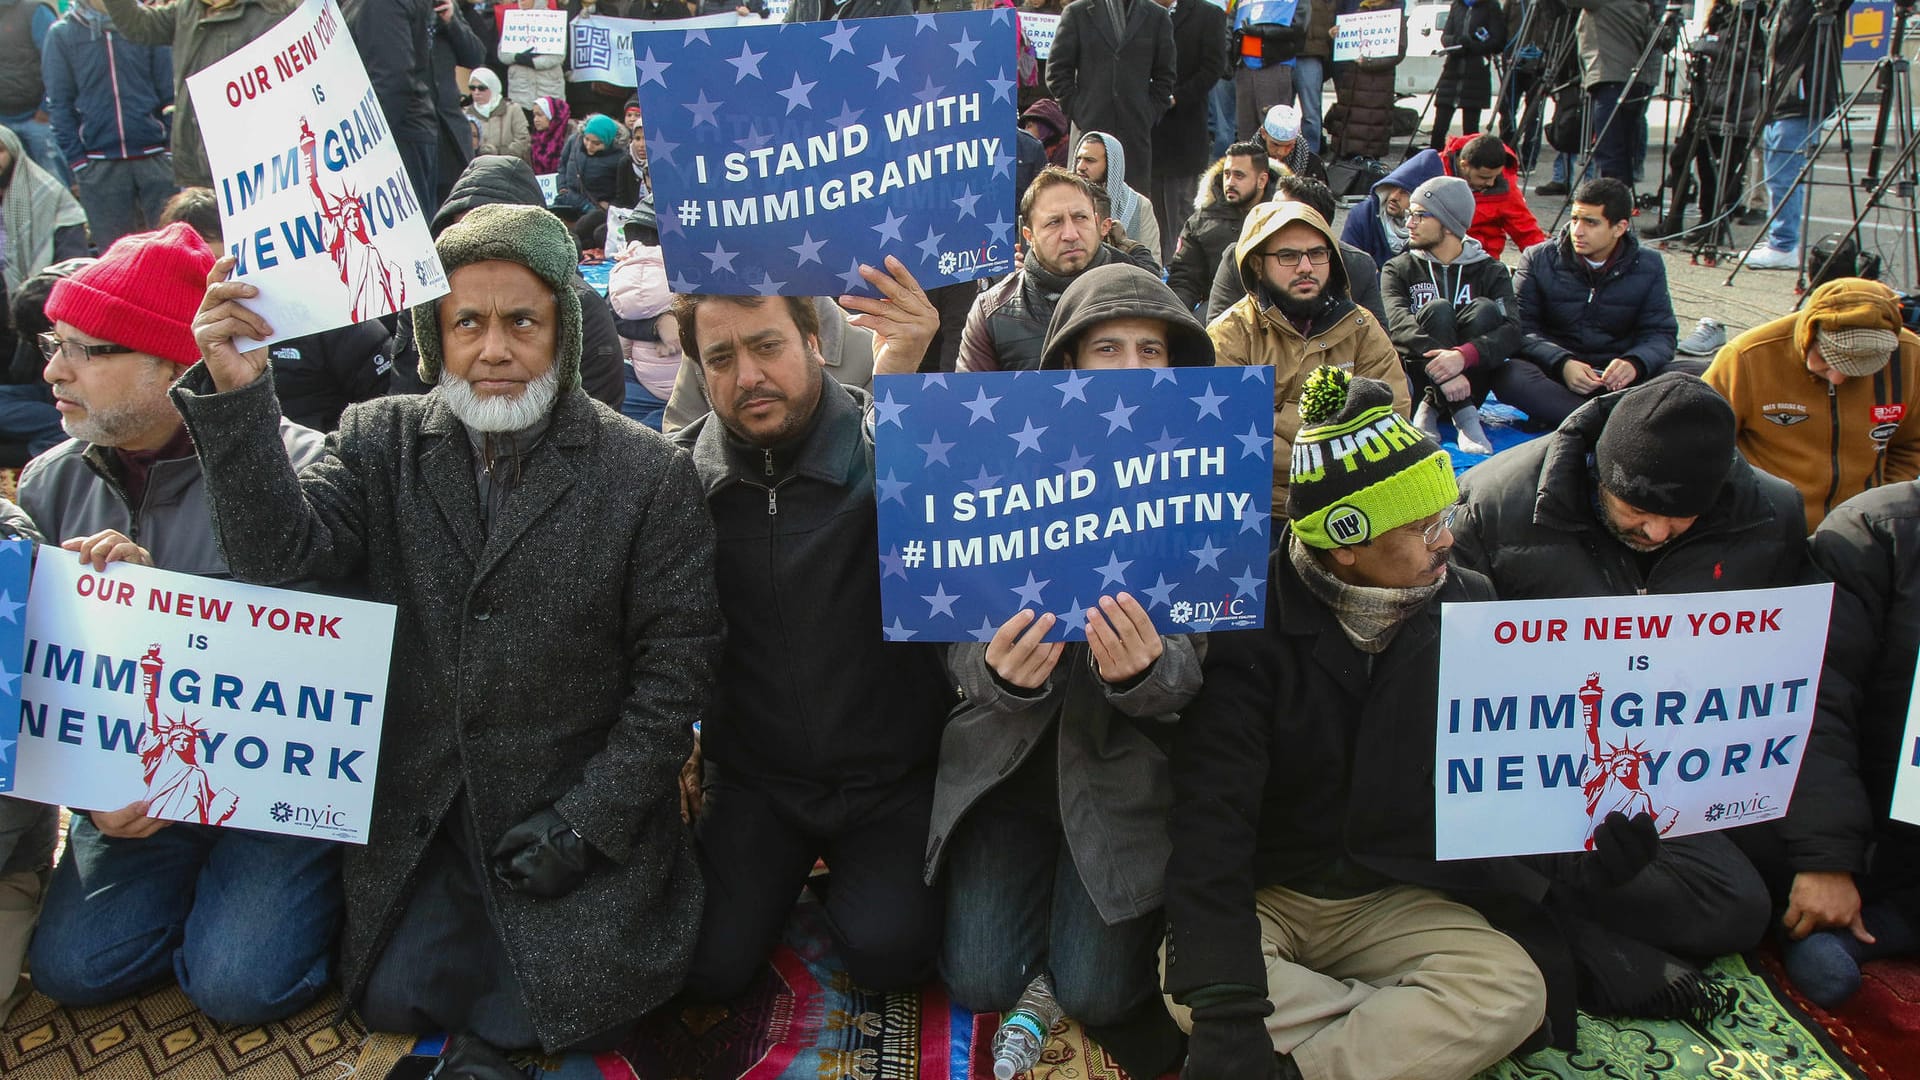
[1167,595,1255,627]
[270,800,352,833]
[937,244,1006,277]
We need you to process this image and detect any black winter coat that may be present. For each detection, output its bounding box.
[1451,390,1808,599]
[1164,538,1573,1040]
[959,243,1156,372]
[1167,159,1279,312]
[1437,0,1506,109]
[673,380,953,818]
[343,0,438,144]
[1784,483,1920,885]
[1514,230,1677,379]
[1151,0,1229,179]
[1047,0,1176,183]
[269,318,395,432]
[172,369,722,1052]
[430,4,487,168]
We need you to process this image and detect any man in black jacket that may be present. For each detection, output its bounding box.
[669,257,955,1000]
[1168,141,1276,312]
[1380,175,1520,455]
[1500,178,1678,429]
[343,0,441,216]
[429,0,487,206]
[1047,0,1176,184]
[1150,0,1229,264]
[1165,367,1552,1080]
[1745,482,1920,1008]
[1453,373,1797,1022]
[959,168,1153,372]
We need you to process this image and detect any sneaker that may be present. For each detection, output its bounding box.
[1743,245,1800,270]
[1676,318,1727,356]
[1535,180,1569,197]
[1735,205,1768,225]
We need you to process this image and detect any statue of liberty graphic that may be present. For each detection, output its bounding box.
[137,645,238,826]
[1577,673,1677,850]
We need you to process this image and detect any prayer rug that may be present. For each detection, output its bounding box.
[1756,949,1920,1080]
[1443,399,1541,475]
[0,985,365,1080]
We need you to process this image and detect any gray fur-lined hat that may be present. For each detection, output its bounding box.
[412,203,583,393]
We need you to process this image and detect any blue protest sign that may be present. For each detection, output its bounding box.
[629,9,1019,297]
[874,368,1275,643]
[0,540,33,792]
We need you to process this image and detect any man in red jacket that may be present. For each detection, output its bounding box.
[1439,133,1547,258]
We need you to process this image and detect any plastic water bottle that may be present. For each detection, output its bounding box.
[992,973,1064,1080]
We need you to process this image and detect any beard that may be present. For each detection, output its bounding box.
[437,366,560,432]
[54,367,179,448]
[1602,509,1669,553]
[1274,283,1326,319]
[0,156,14,191]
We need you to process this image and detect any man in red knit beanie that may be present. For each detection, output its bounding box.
[16,221,339,1026]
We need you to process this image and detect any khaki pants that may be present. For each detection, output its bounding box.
[1165,884,1544,1080]
[0,869,48,1026]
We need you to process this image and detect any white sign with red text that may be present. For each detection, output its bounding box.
[187,0,447,347]
[8,556,396,844]
[1435,585,1833,859]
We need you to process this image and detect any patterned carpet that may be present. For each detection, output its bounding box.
[0,912,1891,1079]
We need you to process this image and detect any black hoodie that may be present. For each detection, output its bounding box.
[1040,262,1216,370]
[385,156,626,407]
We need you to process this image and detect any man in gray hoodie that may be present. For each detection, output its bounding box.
[1379,175,1520,456]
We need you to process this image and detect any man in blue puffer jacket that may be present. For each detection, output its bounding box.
[1339,149,1444,268]
[42,0,174,250]
[1494,177,1678,429]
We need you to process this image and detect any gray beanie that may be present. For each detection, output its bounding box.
[1411,176,1476,242]
[413,202,584,394]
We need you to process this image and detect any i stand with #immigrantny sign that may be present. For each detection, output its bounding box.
[7,557,397,844]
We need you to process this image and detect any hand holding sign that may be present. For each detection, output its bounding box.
[840,256,938,376]
[1086,593,1163,685]
[986,609,1064,689]
[62,529,155,572]
[193,255,275,393]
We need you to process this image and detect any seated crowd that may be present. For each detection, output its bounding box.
[1,101,1919,1080]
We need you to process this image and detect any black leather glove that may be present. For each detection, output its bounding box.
[513,48,536,66]
[1182,997,1280,1080]
[489,807,595,899]
[1573,811,1661,891]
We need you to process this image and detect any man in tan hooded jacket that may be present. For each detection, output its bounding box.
[1705,277,1920,530]
[1209,200,1408,516]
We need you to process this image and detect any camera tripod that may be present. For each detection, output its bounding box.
[1493,0,1579,179]
[1725,0,1920,293]
[1546,0,1688,233]
[1645,0,1768,266]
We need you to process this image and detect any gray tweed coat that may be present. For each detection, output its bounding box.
[171,365,721,1051]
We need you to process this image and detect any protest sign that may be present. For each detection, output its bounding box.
[186,0,447,348]
[1333,9,1403,61]
[500,7,570,55]
[0,541,31,793]
[9,557,398,844]
[630,8,1019,296]
[1020,12,1059,59]
[873,368,1275,643]
[570,12,747,86]
[1433,584,1834,859]
[1892,649,1920,826]
[536,172,558,205]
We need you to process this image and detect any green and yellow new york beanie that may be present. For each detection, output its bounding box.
[1289,367,1458,548]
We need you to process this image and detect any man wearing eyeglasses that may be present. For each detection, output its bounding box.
[1207,199,1405,521]
[1450,372,1805,1026]
[1379,175,1521,457]
[16,222,340,1026]
[1165,367,1558,1080]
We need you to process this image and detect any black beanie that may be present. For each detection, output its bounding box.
[1593,373,1737,517]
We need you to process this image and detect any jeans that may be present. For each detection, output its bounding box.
[29,815,342,1025]
[620,368,666,430]
[1292,56,1326,154]
[1587,82,1651,182]
[0,383,66,456]
[939,737,1163,1025]
[74,155,177,253]
[1763,115,1818,253]
[0,112,71,185]
[1208,77,1238,160]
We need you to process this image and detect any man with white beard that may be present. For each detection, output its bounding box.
[176,203,722,1075]
[17,221,340,1026]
